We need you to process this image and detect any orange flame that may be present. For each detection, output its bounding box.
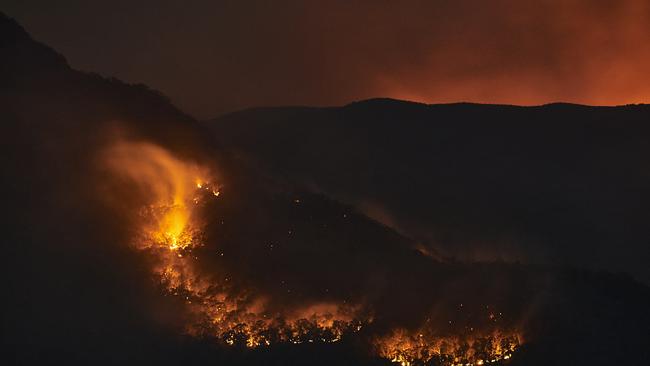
[103,141,212,251]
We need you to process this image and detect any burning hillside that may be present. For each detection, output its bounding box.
[99,139,525,366]
[102,141,366,345]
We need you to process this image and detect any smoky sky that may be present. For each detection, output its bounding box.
[4,0,650,119]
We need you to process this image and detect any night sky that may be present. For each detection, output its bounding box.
[5,0,650,118]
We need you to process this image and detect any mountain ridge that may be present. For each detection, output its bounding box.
[207,98,650,285]
[211,97,650,123]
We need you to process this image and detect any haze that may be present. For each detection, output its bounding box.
[5,0,650,119]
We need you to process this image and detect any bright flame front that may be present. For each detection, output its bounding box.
[376,329,521,366]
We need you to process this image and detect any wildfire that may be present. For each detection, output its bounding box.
[102,140,523,364]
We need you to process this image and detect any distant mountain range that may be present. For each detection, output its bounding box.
[207,99,650,284]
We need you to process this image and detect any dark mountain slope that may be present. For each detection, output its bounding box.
[208,98,650,284]
[1,11,217,365]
